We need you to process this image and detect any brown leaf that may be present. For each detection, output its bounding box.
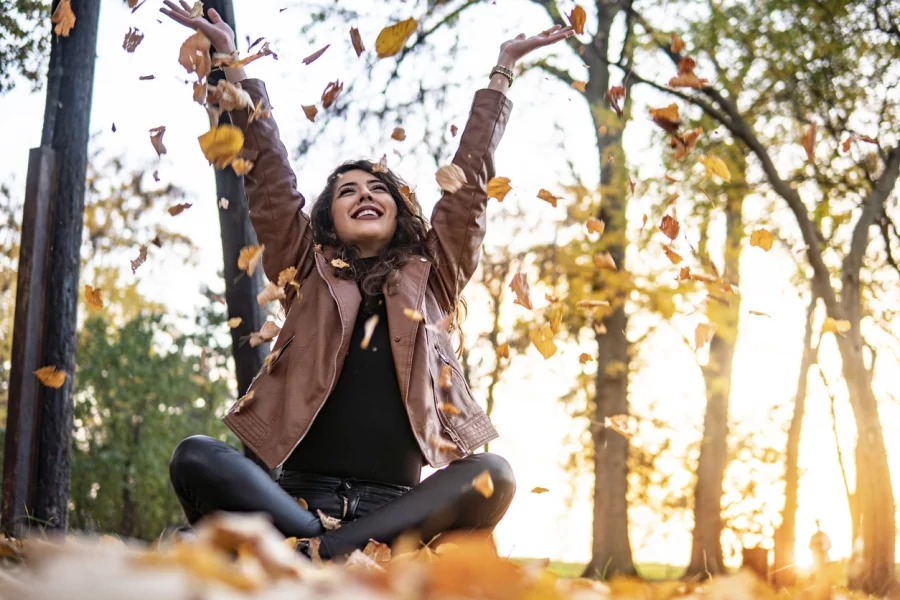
[257,281,286,306]
[131,244,149,274]
[207,80,253,111]
[361,315,378,349]
[302,44,329,65]
[668,56,708,89]
[192,81,207,105]
[238,245,265,276]
[450,124,458,136]
[572,80,586,93]
[122,27,144,53]
[509,273,533,310]
[263,346,284,372]
[576,299,610,311]
[301,105,317,123]
[167,203,193,216]
[529,324,557,359]
[84,285,103,310]
[403,308,424,321]
[568,5,586,34]
[438,365,453,389]
[372,154,388,173]
[670,32,685,53]
[34,366,66,389]
[436,164,467,193]
[585,218,605,235]
[537,188,559,207]
[672,127,703,160]
[321,80,344,109]
[659,214,680,240]
[149,126,167,156]
[178,31,211,80]
[803,123,817,165]
[230,41,277,70]
[748,309,771,318]
[471,470,495,498]
[606,85,625,118]
[604,414,634,439]
[51,0,76,37]
[495,342,510,359]
[662,244,683,264]
[439,402,461,415]
[390,126,407,141]
[695,322,716,349]
[487,177,512,201]
[578,353,593,364]
[295,497,308,510]
[593,252,616,271]
[350,27,365,57]
[649,103,680,135]
[249,321,280,348]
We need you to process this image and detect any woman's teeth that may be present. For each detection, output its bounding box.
[354,209,379,219]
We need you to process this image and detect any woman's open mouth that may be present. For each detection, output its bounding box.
[351,205,384,220]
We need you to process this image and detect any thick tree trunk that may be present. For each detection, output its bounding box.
[773,293,817,587]
[686,153,744,578]
[33,0,101,532]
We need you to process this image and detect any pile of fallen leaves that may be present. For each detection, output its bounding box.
[0,513,848,600]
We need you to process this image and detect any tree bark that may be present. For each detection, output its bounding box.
[33,0,101,532]
[773,293,817,587]
[687,158,744,577]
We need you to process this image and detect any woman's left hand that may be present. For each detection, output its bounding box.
[497,25,575,68]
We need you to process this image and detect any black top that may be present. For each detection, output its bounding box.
[283,259,424,487]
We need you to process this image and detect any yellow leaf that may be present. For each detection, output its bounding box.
[572,80,586,93]
[695,322,716,349]
[391,127,406,141]
[438,365,453,389]
[495,342,510,359]
[34,366,66,389]
[51,0,76,37]
[567,5,586,34]
[487,177,512,202]
[576,299,610,310]
[361,315,378,349]
[549,303,564,334]
[277,267,298,288]
[585,218,605,235]
[530,325,557,359]
[531,486,550,494]
[198,125,245,168]
[436,164,467,193]
[749,228,774,251]
[662,245,683,264]
[331,258,351,269]
[375,18,417,58]
[604,414,634,439]
[231,158,254,176]
[439,402,461,416]
[84,285,103,310]
[537,188,559,207]
[699,155,731,182]
[822,317,851,336]
[227,317,242,328]
[149,126,167,156]
[471,470,494,498]
[178,30,211,80]
[350,27,365,57]
[403,308,424,321]
[237,244,264,276]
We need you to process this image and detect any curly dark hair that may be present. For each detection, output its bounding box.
[310,159,436,299]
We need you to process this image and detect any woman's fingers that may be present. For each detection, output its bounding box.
[178,0,193,12]
[208,8,223,24]
[160,7,192,29]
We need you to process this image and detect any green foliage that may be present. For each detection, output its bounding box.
[0,0,50,94]
[70,308,236,540]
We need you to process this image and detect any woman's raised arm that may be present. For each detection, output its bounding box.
[161,2,315,290]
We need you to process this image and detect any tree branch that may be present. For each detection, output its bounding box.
[524,57,575,86]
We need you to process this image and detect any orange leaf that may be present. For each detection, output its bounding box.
[350,27,365,57]
[537,189,559,207]
[231,158,254,176]
[803,123,817,165]
[321,80,343,109]
[277,267,298,288]
[84,285,103,310]
[487,177,512,202]
[567,5,586,34]
[604,414,634,439]
[238,245,265,276]
[649,104,680,134]
[593,252,616,271]
[572,80,586,93]
[51,0,76,37]
[403,308,424,321]
[662,244,683,264]
[249,321,280,347]
[495,342,510,359]
[178,30,211,80]
[578,352,593,364]
[585,218,605,235]
[34,366,66,389]
[606,85,625,118]
[391,127,406,141]
[167,203,193,216]
[361,315,378,349]
[439,402,461,415]
[531,486,550,494]
[749,228,774,251]
[302,105,317,122]
[659,214,680,240]
[471,470,494,498]
[257,281,286,306]
[226,317,242,328]
[438,365,453,389]
[695,322,716,349]
[509,273,533,310]
[670,32,685,53]
[233,391,255,413]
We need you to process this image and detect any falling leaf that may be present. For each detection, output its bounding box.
[122,27,144,53]
[659,214,680,240]
[593,252,616,271]
[585,218,605,235]
[604,414,633,439]
[509,273,533,310]
[429,432,459,453]
[670,32,685,53]
[436,164,467,193]
[471,470,494,498]
[238,244,265,276]
[567,5,586,34]
[208,80,253,111]
[167,203,193,216]
[842,136,853,153]
[192,81,207,104]
[331,258,350,269]
[219,197,229,210]
[487,177,512,202]
[375,18,417,58]
[572,80,586,92]
[257,281,286,306]
[34,366,66,389]
[672,127,703,160]
[548,303,564,335]
[302,44,329,65]
[227,317,243,328]
[250,321,280,347]
[277,267,298,289]
[403,308,424,321]
[84,285,103,310]
[495,342,510,359]
[578,353,593,364]
[372,154,388,173]
[641,214,648,231]
[295,497,308,510]
[606,85,625,118]
[748,309,771,317]
[230,41,277,70]
[399,185,419,213]
[530,324,557,359]
[390,127,407,142]
[650,103,680,134]
[749,228,774,251]
[439,401,461,415]
[698,155,731,182]
[438,365,453,389]
[803,123,817,165]
[531,486,550,494]
[361,315,378,349]
[131,244,148,274]
[231,158,254,176]
[178,31,212,80]
[198,125,245,167]
[149,126,167,156]
[302,105,317,122]
[662,245,683,264]
[316,510,341,530]
[822,317,851,336]
[695,322,716,349]
[264,346,284,372]
[321,80,344,109]
[450,124,458,136]
[537,189,559,207]
[576,300,610,310]
[668,56,708,89]
[51,0,75,36]
[350,27,365,56]
[187,0,203,17]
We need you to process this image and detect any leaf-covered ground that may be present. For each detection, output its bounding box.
[0,514,865,599]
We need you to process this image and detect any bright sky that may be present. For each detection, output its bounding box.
[2,0,899,570]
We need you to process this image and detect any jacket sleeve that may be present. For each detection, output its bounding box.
[427,89,513,311]
[228,79,316,293]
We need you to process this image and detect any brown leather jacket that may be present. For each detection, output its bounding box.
[222,79,513,470]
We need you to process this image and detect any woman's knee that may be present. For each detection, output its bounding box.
[470,452,516,497]
[169,435,228,484]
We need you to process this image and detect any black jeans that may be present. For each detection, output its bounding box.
[169,435,516,558]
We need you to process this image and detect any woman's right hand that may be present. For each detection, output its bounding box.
[160,1,237,53]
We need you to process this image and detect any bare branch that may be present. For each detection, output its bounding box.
[524,57,575,86]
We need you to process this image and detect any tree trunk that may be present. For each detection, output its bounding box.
[33,0,101,532]
[686,152,745,578]
[773,293,817,587]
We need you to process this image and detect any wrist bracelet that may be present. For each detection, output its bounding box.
[490,65,514,87]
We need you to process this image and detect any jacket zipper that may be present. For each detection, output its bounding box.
[432,342,466,452]
[275,255,349,468]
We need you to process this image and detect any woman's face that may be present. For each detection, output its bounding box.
[331,169,398,257]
